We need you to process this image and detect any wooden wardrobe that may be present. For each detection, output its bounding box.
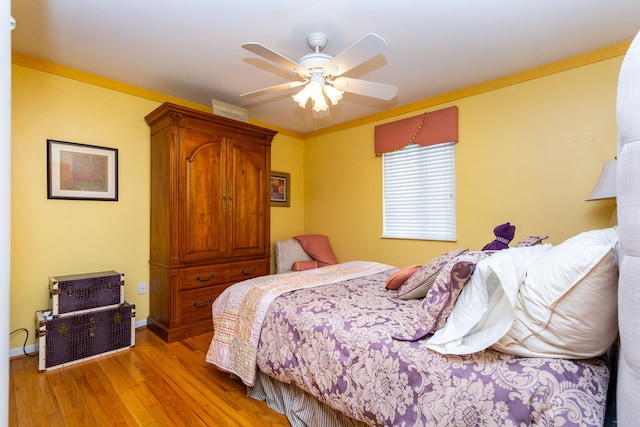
[145,102,277,342]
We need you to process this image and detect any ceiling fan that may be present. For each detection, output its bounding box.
[240,32,398,113]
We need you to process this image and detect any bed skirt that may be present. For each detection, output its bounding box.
[247,370,367,427]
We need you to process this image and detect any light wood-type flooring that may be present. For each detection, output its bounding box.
[9,327,290,426]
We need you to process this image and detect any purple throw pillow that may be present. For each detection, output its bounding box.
[394,251,492,341]
[394,249,468,300]
[513,235,549,247]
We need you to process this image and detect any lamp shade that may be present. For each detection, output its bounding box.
[586,160,617,200]
[323,85,343,105]
[292,78,343,112]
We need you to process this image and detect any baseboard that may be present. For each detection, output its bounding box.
[9,319,148,359]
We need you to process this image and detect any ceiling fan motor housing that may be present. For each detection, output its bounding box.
[306,32,328,51]
[297,52,335,79]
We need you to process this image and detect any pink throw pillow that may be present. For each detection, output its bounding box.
[292,260,320,271]
[385,265,422,290]
[293,234,338,266]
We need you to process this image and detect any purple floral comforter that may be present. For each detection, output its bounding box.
[255,270,610,426]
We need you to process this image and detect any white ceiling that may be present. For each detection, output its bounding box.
[11,1,640,134]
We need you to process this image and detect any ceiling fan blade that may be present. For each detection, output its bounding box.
[324,33,388,77]
[240,80,307,97]
[331,77,398,100]
[242,42,307,76]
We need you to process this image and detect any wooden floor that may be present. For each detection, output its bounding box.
[9,328,290,426]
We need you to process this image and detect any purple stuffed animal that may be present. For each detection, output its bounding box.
[482,222,516,251]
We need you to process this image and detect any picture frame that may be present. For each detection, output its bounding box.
[47,139,119,201]
[270,171,290,207]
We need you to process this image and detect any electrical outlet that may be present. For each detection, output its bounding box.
[138,281,147,294]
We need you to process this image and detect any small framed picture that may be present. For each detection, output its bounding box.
[47,139,118,201]
[270,171,290,207]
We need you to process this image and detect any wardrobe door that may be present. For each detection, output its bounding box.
[227,138,269,258]
[178,128,227,263]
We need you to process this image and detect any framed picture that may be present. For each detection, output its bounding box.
[47,139,119,201]
[270,171,290,207]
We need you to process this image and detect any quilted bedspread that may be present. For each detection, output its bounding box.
[253,270,610,426]
[206,261,395,385]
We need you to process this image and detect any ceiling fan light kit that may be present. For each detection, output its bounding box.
[241,32,398,113]
[292,75,343,112]
[323,84,344,105]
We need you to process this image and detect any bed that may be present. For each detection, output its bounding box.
[206,29,640,427]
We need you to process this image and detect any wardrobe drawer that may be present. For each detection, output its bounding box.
[179,285,227,325]
[179,265,227,290]
[227,260,269,283]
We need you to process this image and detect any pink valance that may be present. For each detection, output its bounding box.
[374,106,458,155]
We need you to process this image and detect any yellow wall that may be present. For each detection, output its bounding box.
[11,45,622,350]
[11,65,156,349]
[269,133,306,271]
[10,61,305,350]
[303,56,621,267]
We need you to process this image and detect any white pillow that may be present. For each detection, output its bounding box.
[426,244,550,354]
[492,227,619,358]
[275,239,313,273]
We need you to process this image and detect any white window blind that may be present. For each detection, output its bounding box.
[382,142,456,241]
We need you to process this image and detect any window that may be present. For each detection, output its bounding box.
[382,142,456,241]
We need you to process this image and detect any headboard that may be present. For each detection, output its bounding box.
[616,29,640,426]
